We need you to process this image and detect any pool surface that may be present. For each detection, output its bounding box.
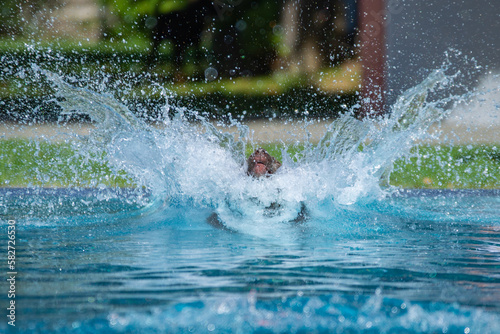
[2,66,500,333]
[1,188,500,333]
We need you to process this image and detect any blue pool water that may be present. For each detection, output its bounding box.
[1,66,500,332]
[1,188,500,333]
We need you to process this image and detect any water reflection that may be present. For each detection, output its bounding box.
[4,189,500,332]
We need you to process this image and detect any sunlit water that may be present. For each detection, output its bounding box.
[1,64,500,333]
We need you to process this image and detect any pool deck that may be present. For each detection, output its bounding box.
[3,77,500,145]
[1,117,499,145]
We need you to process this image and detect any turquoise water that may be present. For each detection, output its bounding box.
[2,66,500,332]
[1,188,500,333]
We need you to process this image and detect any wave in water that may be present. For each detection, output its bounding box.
[38,65,466,235]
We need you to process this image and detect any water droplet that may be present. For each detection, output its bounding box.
[204,67,218,81]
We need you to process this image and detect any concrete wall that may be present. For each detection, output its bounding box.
[385,0,500,106]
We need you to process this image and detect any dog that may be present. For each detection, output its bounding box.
[247,148,282,178]
[207,148,307,229]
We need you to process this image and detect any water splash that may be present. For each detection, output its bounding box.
[33,64,467,235]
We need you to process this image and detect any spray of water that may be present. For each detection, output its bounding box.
[27,63,466,235]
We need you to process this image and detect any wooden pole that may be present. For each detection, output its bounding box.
[358,0,386,118]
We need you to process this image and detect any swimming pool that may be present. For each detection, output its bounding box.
[2,187,500,333]
[1,67,500,333]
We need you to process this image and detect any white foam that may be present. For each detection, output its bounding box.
[44,67,467,235]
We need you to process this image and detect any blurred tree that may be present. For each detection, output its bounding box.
[148,0,216,71]
[102,0,284,78]
[0,0,22,36]
[280,0,352,73]
[210,0,284,77]
[102,0,215,73]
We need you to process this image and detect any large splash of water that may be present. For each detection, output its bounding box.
[33,63,467,235]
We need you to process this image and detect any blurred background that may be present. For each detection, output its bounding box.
[1,0,499,189]
[0,0,361,122]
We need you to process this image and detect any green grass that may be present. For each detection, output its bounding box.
[248,143,500,189]
[0,61,360,99]
[0,37,153,58]
[0,38,360,100]
[1,139,499,189]
[162,62,361,97]
[0,139,133,188]
[390,144,500,189]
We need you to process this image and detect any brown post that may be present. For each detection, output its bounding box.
[358,0,386,118]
